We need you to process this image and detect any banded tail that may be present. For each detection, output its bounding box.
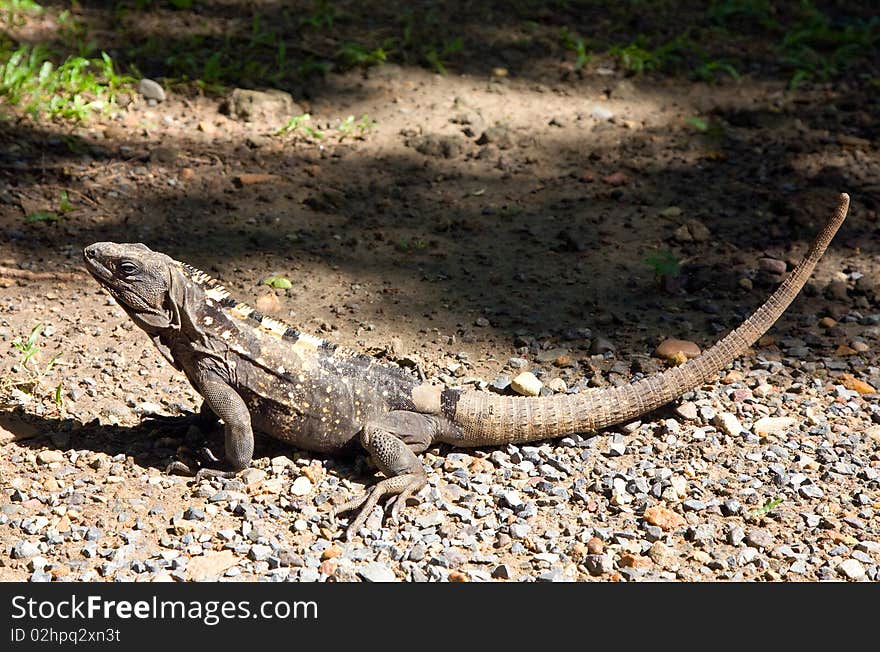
[451,193,850,446]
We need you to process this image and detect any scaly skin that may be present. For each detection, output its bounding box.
[83,193,849,539]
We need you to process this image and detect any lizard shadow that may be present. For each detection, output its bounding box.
[2,399,686,490]
[1,407,385,490]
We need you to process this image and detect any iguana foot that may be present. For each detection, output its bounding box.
[335,415,433,539]
[166,451,235,483]
[166,460,196,476]
[335,472,426,540]
[194,467,239,481]
[165,460,239,481]
[165,446,225,477]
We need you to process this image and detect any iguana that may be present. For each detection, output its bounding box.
[83,193,850,539]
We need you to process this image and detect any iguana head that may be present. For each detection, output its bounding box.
[83,242,192,333]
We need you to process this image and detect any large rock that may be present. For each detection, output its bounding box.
[643,505,686,531]
[511,372,542,397]
[656,339,701,361]
[224,88,301,125]
[753,416,796,437]
[137,78,166,102]
[358,562,397,582]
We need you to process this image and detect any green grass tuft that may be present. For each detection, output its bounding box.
[0,42,133,121]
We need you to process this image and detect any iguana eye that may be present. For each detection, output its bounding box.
[119,261,139,275]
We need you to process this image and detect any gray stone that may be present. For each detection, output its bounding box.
[644,525,664,542]
[137,78,166,102]
[727,525,745,546]
[490,376,511,392]
[607,442,626,456]
[12,540,40,559]
[537,569,565,582]
[502,490,523,509]
[745,528,774,550]
[225,88,300,124]
[358,562,397,583]
[712,412,743,437]
[408,543,427,562]
[799,484,824,499]
[837,559,866,581]
[688,523,715,544]
[30,570,53,582]
[416,512,444,528]
[721,499,742,516]
[584,554,613,576]
[674,402,699,421]
[492,564,512,579]
[590,337,615,354]
[298,567,320,582]
[591,106,614,121]
[789,560,808,575]
[183,507,205,521]
[856,541,880,554]
[248,544,272,562]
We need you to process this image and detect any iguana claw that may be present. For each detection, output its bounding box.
[335,472,426,540]
[165,460,196,476]
[165,454,236,481]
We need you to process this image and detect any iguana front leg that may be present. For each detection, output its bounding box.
[335,411,436,540]
[168,377,254,480]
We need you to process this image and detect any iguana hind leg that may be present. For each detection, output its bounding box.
[335,411,436,540]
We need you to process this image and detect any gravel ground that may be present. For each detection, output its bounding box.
[1,3,879,583]
[1,283,879,582]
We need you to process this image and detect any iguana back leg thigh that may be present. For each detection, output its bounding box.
[335,411,437,540]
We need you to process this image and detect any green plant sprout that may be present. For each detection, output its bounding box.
[275,113,324,139]
[645,250,681,285]
[747,497,783,518]
[559,27,590,70]
[336,114,376,140]
[263,276,293,289]
[6,323,64,409]
[423,37,463,75]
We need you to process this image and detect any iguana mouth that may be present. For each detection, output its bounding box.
[82,245,111,283]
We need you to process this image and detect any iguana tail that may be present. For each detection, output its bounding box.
[447,193,850,446]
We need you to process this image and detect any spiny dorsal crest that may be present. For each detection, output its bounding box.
[176,260,337,353]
